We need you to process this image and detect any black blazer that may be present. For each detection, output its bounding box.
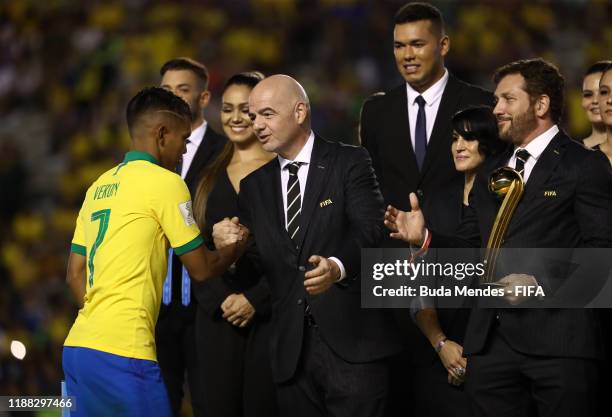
[160,124,227,318]
[432,131,612,359]
[239,136,403,383]
[360,73,493,215]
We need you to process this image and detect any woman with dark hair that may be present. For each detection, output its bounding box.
[581,61,612,149]
[192,71,278,417]
[422,106,506,233]
[412,106,506,417]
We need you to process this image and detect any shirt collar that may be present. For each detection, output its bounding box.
[278,131,315,170]
[188,121,207,146]
[123,151,159,165]
[406,68,449,106]
[514,125,559,161]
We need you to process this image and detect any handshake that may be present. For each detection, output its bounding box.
[213,217,342,295]
[212,217,250,249]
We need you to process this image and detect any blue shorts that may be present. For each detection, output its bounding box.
[62,346,172,417]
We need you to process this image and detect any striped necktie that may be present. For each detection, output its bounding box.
[514,149,530,179]
[286,162,302,242]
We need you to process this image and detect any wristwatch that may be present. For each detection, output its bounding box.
[434,338,448,353]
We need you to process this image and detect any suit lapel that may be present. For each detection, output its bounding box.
[511,133,566,226]
[420,75,461,179]
[185,126,222,186]
[386,87,420,177]
[293,136,330,252]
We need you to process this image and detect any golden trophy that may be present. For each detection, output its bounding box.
[481,167,525,285]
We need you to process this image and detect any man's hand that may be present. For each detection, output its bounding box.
[498,273,539,305]
[221,293,255,328]
[213,217,249,249]
[438,339,467,386]
[384,193,426,246]
[304,255,340,295]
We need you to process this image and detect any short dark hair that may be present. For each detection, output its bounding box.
[584,60,612,77]
[394,2,445,37]
[160,57,209,90]
[493,58,564,124]
[223,71,265,92]
[452,106,506,157]
[126,87,192,134]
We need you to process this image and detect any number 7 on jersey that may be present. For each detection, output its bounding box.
[89,209,111,287]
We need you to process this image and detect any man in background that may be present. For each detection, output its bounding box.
[359,3,493,416]
[156,57,226,417]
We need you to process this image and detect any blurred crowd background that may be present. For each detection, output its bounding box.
[0,0,610,415]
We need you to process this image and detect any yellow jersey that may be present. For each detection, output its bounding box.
[64,151,203,361]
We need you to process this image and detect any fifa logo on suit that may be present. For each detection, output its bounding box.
[544,190,557,197]
[319,198,333,207]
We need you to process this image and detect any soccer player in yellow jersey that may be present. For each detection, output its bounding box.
[62,87,247,417]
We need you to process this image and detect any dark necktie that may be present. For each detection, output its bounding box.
[514,149,530,179]
[286,162,302,242]
[414,95,427,170]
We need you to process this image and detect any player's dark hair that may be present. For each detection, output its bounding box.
[126,87,192,134]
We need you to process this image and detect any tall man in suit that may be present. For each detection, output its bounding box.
[360,4,493,415]
[360,2,492,218]
[214,75,402,417]
[386,58,612,417]
[155,57,226,417]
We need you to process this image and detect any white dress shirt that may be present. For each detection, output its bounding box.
[406,69,449,149]
[180,121,207,179]
[507,125,559,183]
[278,132,346,280]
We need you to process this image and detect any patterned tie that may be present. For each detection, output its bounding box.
[414,95,427,170]
[514,149,530,179]
[286,162,302,242]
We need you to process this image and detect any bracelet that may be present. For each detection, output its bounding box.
[409,228,431,263]
[434,337,448,353]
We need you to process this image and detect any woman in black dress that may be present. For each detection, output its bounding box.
[192,72,277,417]
[411,106,506,417]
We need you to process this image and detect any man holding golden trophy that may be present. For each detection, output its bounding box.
[385,58,612,417]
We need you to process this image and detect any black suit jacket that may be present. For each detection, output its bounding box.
[432,131,612,359]
[360,73,493,215]
[239,135,402,382]
[159,124,227,319]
